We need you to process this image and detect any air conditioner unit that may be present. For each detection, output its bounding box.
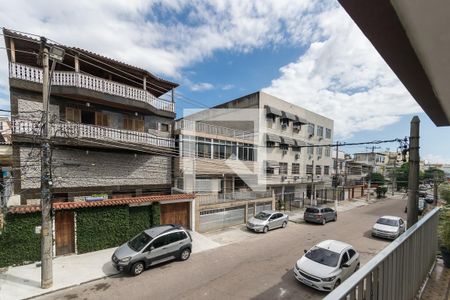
[293,176,299,181]
[281,175,287,182]
[316,175,322,180]
[282,150,288,155]
[308,134,314,138]
[295,154,300,160]
[293,125,300,130]
[308,155,312,160]
[319,137,323,141]
[317,156,322,160]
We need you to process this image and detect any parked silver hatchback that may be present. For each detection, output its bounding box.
[246,210,289,233]
[112,224,192,276]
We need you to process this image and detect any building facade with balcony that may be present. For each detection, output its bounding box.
[4,29,178,205]
[175,91,334,212]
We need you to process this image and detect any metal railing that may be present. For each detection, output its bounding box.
[12,119,175,148]
[175,119,255,142]
[9,62,174,112]
[197,190,273,205]
[324,207,440,300]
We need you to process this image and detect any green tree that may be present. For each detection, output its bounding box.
[368,172,385,185]
[424,167,446,182]
[396,163,409,190]
[439,183,450,205]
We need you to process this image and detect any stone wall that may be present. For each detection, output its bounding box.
[19,147,171,189]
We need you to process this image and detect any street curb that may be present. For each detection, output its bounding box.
[24,271,120,300]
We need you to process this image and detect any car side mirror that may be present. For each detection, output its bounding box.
[304,249,307,254]
[342,262,350,268]
[147,245,155,252]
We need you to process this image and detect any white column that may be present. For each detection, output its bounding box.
[10,39,16,63]
[74,55,80,72]
[143,76,147,90]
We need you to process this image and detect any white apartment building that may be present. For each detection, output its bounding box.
[176,91,334,204]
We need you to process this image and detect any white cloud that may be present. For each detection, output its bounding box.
[189,82,214,91]
[0,0,422,137]
[222,84,234,90]
[263,4,422,138]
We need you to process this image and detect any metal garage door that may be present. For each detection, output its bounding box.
[199,206,245,232]
[255,202,273,214]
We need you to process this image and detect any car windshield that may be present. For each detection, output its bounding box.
[128,232,152,252]
[305,247,340,267]
[376,218,398,226]
[305,207,319,213]
[254,212,271,220]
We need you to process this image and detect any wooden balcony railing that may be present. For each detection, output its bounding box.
[12,119,175,148]
[9,62,175,113]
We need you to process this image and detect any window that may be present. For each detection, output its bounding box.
[307,144,314,155]
[182,135,195,157]
[281,119,289,129]
[279,143,289,151]
[307,124,315,136]
[128,232,152,252]
[279,163,288,175]
[292,146,301,152]
[213,140,225,159]
[160,123,170,132]
[124,116,144,132]
[95,112,109,127]
[317,126,324,137]
[324,166,330,175]
[348,249,356,259]
[317,146,323,156]
[325,147,331,157]
[238,143,255,161]
[266,141,275,148]
[196,137,211,158]
[306,164,313,174]
[292,163,300,175]
[340,252,350,266]
[65,107,81,123]
[326,128,332,139]
[316,165,322,175]
[151,235,169,249]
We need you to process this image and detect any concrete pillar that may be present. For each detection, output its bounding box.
[10,39,16,63]
[143,76,147,90]
[74,55,79,72]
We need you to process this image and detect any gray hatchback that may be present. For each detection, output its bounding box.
[304,206,337,225]
[112,224,192,276]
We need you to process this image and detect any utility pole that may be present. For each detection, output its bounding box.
[407,116,420,228]
[311,160,315,206]
[392,157,397,196]
[334,142,339,211]
[366,146,381,202]
[40,43,52,289]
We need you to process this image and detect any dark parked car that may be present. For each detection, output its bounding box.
[304,206,337,225]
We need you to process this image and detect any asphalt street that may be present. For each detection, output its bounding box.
[39,197,406,300]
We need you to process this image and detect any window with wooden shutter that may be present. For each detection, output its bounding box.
[95,112,109,127]
[123,116,133,130]
[65,107,81,123]
[134,119,144,132]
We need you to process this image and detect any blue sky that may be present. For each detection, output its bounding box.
[0,0,449,163]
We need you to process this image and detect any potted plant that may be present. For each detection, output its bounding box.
[438,208,450,268]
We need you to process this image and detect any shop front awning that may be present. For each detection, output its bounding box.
[266,133,281,143]
[265,105,282,117]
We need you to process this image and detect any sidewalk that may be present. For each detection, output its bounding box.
[0,231,221,300]
[421,258,450,300]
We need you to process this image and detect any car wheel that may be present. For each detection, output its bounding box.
[282,221,287,228]
[333,279,341,290]
[179,248,191,261]
[263,226,269,233]
[322,218,326,225]
[355,263,360,273]
[131,261,145,276]
[334,214,337,221]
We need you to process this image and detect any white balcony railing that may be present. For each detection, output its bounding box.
[325,207,439,300]
[12,119,175,148]
[175,119,255,142]
[9,62,174,113]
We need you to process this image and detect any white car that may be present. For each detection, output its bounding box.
[372,216,406,240]
[294,240,360,292]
